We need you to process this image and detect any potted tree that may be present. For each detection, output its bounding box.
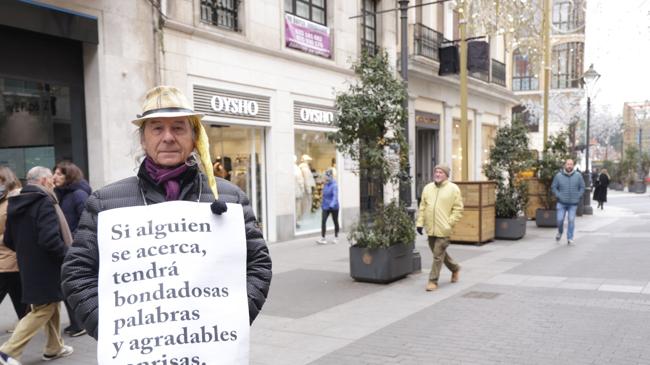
[483,121,532,240]
[534,132,571,227]
[330,50,415,283]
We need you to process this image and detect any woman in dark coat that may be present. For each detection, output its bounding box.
[61,86,272,340]
[593,168,610,210]
[52,161,91,337]
[53,161,91,234]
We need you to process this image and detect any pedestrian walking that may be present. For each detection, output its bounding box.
[591,167,599,189]
[61,85,272,340]
[415,165,463,292]
[0,167,28,325]
[1,166,73,361]
[551,159,585,245]
[593,168,610,210]
[317,169,339,244]
[52,161,91,337]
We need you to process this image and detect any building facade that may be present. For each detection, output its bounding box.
[511,0,587,154]
[622,101,650,158]
[0,0,517,242]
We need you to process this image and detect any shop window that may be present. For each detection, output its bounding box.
[200,0,240,31]
[0,77,71,179]
[361,0,378,56]
[294,130,336,233]
[285,0,327,25]
[512,51,539,91]
[207,125,265,232]
[551,42,584,89]
[481,124,497,180]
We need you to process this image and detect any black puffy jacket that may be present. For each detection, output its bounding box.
[61,164,272,339]
[4,184,68,305]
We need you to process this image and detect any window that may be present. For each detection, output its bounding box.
[551,42,584,89]
[512,105,538,133]
[481,125,497,180]
[200,0,240,31]
[552,0,584,34]
[512,51,539,91]
[361,0,378,55]
[285,0,327,25]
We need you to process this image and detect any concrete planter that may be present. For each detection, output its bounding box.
[350,243,413,284]
[495,217,527,240]
[609,183,624,191]
[535,209,557,227]
[629,182,647,194]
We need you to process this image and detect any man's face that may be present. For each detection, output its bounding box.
[434,168,448,183]
[39,174,54,192]
[142,117,195,167]
[565,159,574,172]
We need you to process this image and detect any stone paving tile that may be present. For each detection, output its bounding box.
[309,284,650,365]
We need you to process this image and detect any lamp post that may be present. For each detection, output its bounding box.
[582,64,600,214]
[398,0,412,207]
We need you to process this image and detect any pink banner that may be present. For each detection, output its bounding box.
[285,13,331,59]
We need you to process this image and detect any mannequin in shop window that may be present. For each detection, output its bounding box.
[316,169,339,244]
[294,155,305,228]
[330,158,337,180]
[298,154,316,216]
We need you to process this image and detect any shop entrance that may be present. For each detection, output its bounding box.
[207,125,266,235]
[0,26,86,179]
[294,130,337,234]
[415,128,439,202]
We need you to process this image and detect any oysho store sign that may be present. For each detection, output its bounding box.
[193,85,271,122]
[211,95,259,116]
[294,102,336,127]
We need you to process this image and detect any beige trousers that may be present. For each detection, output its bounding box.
[428,236,460,283]
[0,302,65,359]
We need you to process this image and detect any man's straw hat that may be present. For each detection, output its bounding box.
[133,85,218,199]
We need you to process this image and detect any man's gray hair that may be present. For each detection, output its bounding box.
[26,166,52,183]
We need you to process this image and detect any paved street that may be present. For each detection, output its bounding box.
[0,190,648,364]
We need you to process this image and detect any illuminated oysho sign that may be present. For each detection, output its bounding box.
[294,102,336,127]
[193,85,270,122]
[210,95,259,116]
[299,108,334,125]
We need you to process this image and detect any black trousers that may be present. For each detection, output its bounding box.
[321,209,340,238]
[0,272,28,319]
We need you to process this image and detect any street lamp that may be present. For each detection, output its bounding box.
[582,64,600,214]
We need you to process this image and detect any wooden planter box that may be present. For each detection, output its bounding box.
[522,177,545,220]
[349,243,414,284]
[450,181,496,245]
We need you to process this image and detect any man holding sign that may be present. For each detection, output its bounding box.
[61,86,272,364]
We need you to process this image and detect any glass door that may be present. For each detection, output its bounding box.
[207,125,266,235]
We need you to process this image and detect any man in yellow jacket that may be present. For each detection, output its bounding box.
[416,165,464,291]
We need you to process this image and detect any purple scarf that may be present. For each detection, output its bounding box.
[144,157,188,201]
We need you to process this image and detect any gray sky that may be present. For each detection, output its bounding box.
[585,0,650,112]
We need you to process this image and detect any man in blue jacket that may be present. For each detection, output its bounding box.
[551,159,585,245]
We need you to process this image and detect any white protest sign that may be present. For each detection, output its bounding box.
[97,201,249,365]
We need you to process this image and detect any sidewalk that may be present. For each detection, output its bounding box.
[251,199,639,365]
[0,194,642,364]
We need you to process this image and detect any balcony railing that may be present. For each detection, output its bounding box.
[491,59,506,87]
[413,23,445,61]
[410,24,508,89]
[512,76,539,91]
